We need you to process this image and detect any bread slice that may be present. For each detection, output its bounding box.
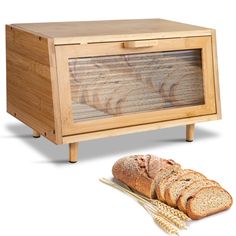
[186,186,233,220]
[154,164,181,189]
[165,171,206,207]
[112,155,180,198]
[156,169,192,202]
[177,179,220,213]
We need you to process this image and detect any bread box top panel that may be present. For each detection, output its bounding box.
[11,19,212,45]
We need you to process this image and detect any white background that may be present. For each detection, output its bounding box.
[0,0,235,235]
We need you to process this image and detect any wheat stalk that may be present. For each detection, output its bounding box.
[124,185,190,223]
[142,204,179,235]
[126,188,189,226]
[100,178,189,234]
[148,199,191,222]
[100,178,152,205]
[143,203,186,229]
[154,215,180,235]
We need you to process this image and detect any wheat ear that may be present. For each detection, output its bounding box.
[143,203,186,229]
[100,178,188,229]
[154,215,179,235]
[128,189,190,225]
[142,204,179,235]
[148,199,191,222]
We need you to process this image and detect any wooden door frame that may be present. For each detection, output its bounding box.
[55,36,216,136]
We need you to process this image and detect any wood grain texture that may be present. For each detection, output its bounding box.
[55,36,217,135]
[6,20,220,149]
[211,29,221,119]
[69,143,78,163]
[48,38,63,144]
[11,19,212,45]
[186,124,195,141]
[62,114,218,144]
[6,25,56,143]
[69,50,204,121]
[123,40,159,48]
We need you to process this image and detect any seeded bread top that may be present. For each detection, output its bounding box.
[112,155,180,198]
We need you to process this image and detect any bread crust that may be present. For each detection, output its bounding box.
[112,155,179,198]
[177,179,220,213]
[154,165,181,186]
[186,186,233,220]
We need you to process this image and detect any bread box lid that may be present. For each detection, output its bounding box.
[11,18,212,45]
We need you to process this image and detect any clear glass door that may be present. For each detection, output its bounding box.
[68,49,204,122]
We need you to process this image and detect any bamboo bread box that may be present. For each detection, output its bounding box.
[6,19,221,162]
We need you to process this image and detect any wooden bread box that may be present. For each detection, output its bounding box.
[6,19,221,163]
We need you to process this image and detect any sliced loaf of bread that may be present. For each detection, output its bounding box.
[177,179,220,213]
[156,169,192,202]
[165,171,206,207]
[112,155,180,198]
[186,186,233,220]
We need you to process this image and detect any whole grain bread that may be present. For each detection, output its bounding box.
[177,179,220,213]
[165,171,206,207]
[112,155,180,198]
[156,169,191,202]
[186,186,233,220]
[154,165,181,189]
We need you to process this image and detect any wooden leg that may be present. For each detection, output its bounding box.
[186,124,195,142]
[33,130,40,138]
[69,142,79,163]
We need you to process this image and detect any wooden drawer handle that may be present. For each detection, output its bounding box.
[123,40,158,48]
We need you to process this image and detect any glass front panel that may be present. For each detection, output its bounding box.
[68,50,204,122]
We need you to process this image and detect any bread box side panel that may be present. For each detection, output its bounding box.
[211,30,221,119]
[6,26,56,143]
